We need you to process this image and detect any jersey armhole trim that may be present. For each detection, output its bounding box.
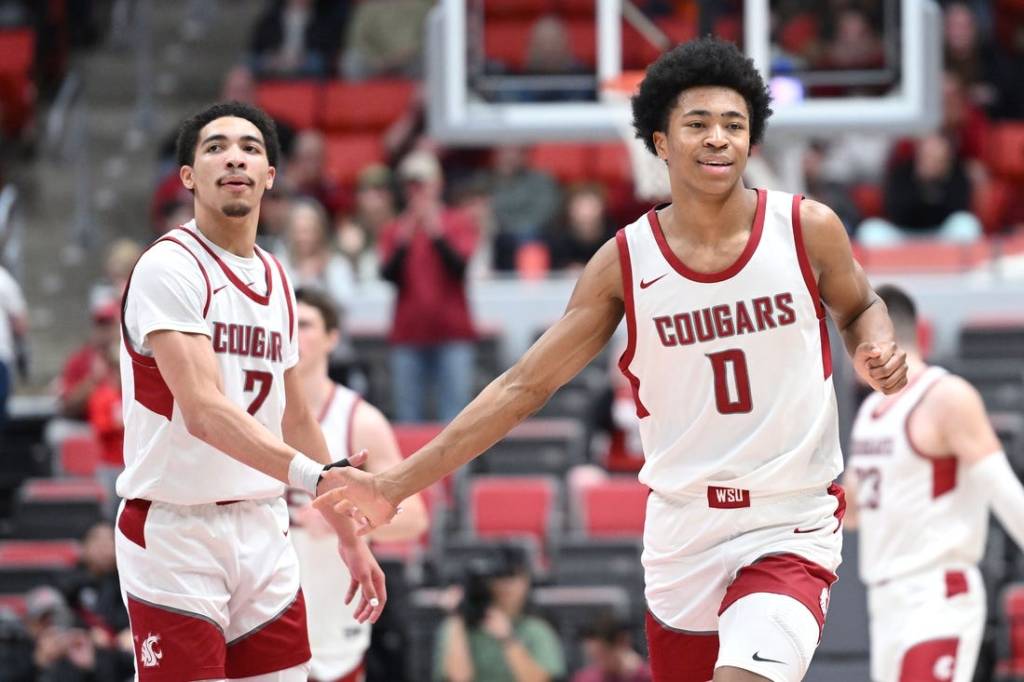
[615,228,649,419]
[904,372,958,498]
[346,394,363,461]
[791,194,833,380]
[268,252,296,342]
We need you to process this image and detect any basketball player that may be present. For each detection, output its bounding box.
[288,287,428,682]
[322,38,908,682]
[115,102,386,681]
[846,285,1024,682]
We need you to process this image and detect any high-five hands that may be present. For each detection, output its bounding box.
[854,341,908,395]
[315,456,401,537]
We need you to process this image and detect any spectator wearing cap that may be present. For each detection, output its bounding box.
[379,151,479,423]
[0,263,27,433]
[489,146,562,272]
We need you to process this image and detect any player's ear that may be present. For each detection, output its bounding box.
[179,165,195,191]
[265,166,276,190]
[653,131,669,163]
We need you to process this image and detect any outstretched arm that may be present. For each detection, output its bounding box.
[801,199,907,394]
[322,238,625,527]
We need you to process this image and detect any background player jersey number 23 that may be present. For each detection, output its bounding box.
[707,349,752,414]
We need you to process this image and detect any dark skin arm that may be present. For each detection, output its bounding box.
[800,199,908,394]
[319,238,625,526]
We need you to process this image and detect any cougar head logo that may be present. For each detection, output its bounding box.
[140,633,163,668]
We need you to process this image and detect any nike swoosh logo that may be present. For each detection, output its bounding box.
[793,526,826,534]
[639,273,668,289]
[213,285,228,295]
[752,652,786,664]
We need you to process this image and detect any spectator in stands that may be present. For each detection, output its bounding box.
[857,133,982,245]
[803,141,861,234]
[490,145,561,271]
[55,300,118,423]
[283,129,346,219]
[23,586,98,682]
[434,545,566,682]
[450,173,497,279]
[379,151,478,422]
[257,185,293,254]
[517,15,595,102]
[548,183,615,271]
[335,164,398,280]
[573,615,652,682]
[0,607,34,681]
[279,197,356,307]
[87,340,122,519]
[0,263,26,432]
[59,522,133,680]
[340,0,434,80]
[88,238,141,311]
[944,2,1003,112]
[249,0,345,78]
[818,6,884,71]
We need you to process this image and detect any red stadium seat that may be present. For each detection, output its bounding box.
[256,80,320,130]
[59,433,101,477]
[323,134,385,186]
[0,29,34,75]
[0,540,81,566]
[593,142,633,187]
[565,19,597,67]
[20,478,107,502]
[529,143,590,183]
[0,594,26,616]
[484,20,533,70]
[850,183,884,219]
[986,123,1024,181]
[468,476,558,548]
[484,0,553,18]
[0,29,35,137]
[1000,584,1024,673]
[321,80,416,133]
[580,478,647,537]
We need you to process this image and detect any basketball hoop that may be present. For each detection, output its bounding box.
[600,70,671,203]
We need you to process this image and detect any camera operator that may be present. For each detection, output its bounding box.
[434,545,566,682]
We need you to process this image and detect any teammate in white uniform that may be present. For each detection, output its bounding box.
[320,38,908,682]
[287,288,427,682]
[847,285,1024,682]
[116,102,386,682]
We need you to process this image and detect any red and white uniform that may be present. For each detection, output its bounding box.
[850,366,987,682]
[115,221,310,680]
[288,384,370,682]
[617,190,845,681]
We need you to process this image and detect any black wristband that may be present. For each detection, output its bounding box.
[317,457,351,486]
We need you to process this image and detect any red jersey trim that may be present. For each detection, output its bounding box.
[173,227,273,305]
[269,253,295,341]
[647,188,766,283]
[791,194,833,380]
[615,228,649,419]
[904,374,958,498]
[346,395,362,460]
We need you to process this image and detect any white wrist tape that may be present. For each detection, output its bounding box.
[288,453,323,495]
[967,451,1024,550]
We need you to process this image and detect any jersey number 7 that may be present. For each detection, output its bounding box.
[243,370,273,415]
[707,350,753,414]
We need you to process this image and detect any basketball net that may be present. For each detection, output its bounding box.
[601,70,671,202]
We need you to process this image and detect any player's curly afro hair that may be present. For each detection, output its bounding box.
[176,101,281,169]
[632,37,773,155]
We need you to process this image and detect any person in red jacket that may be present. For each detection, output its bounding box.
[378,151,478,422]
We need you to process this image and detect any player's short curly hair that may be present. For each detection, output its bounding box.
[175,101,281,168]
[631,37,773,154]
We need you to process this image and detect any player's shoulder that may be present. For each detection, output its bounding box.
[924,371,984,410]
[134,236,206,276]
[352,394,390,434]
[797,197,845,237]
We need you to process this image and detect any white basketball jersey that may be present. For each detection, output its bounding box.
[850,366,988,586]
[617,189,843,497]
[287,384,370,680]
[118,222,298,505]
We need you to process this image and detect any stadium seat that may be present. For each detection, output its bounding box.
[579,477,648,537]
[593,142,633,187]
[959,318,1024,361]
[0,540,81,593]
[13,478,106,539]
[529,143,590,184]
[484,0,553,19]
[429,535,543,585]
[484,20,533,70]
[58,433,101,477]
[255,80,320,130]
[323,133,385,186]
[466,475,559,548]
[473,418,586,476]
[551,536,643,589]
[0,29,35,137]
[321,80,416,133]
[850,183,884,219]
[998,583,1024,676]
[0,593,26,616]
[534,584,634,673]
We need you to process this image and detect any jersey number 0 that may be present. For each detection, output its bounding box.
[707,350,753,414]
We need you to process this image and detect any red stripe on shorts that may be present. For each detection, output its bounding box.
[225,590,311,678]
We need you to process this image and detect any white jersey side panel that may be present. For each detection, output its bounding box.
[850,367,989,586]
[118,222,298,505]
[288,384,370,680]
[618,189,843,497]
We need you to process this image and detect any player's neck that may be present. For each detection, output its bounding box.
[193,204,259,258]
[905,353,927,378]
[663,182,753,243]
